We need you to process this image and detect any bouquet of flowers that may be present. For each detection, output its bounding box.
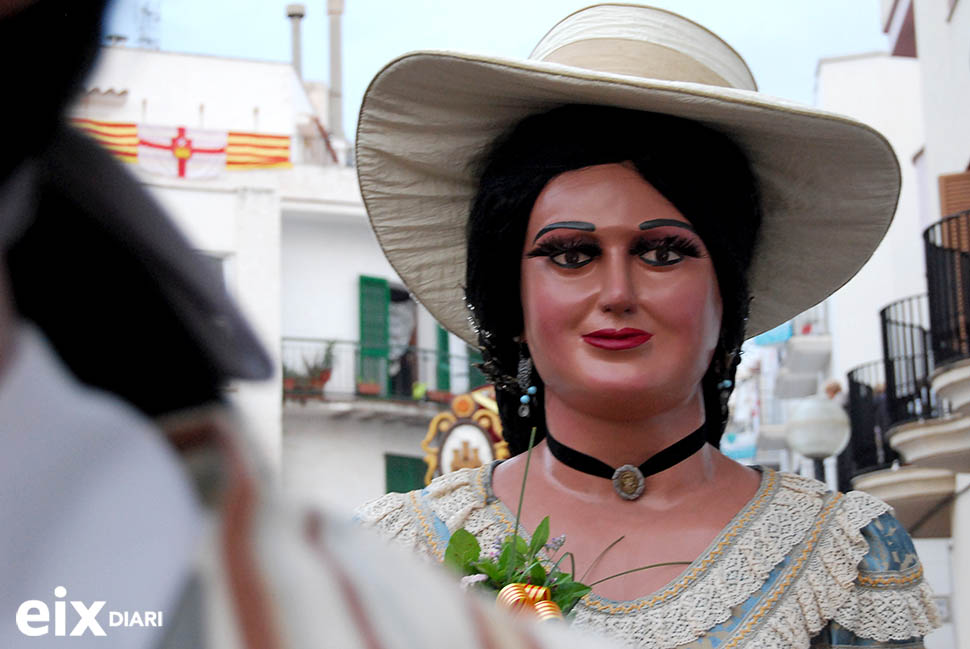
[443,428,687,621]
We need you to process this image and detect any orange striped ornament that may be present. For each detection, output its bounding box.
[496,584,563,622]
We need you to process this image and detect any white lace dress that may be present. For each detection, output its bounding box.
[356,464,940,649]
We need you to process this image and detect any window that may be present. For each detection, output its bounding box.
[436,325,451,392]
[467,346,488,389]
[938,170,970,217]
[384,454,426,493]
[358,275,389,395]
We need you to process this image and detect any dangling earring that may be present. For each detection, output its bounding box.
[516,345,537,418]
[716,348,738,417]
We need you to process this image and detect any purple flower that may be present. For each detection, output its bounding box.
[545,534,566,553]
[460,574,488,590]
[484,541,502,559]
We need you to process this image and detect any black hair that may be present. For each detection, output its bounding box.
[464,105,761,455]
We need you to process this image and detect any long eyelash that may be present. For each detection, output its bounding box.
[630,235,704,258]
[526,235,602,258]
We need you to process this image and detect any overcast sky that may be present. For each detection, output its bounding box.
[103,0,889,136]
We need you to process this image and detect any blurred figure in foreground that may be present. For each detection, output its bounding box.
[0,2,624,648]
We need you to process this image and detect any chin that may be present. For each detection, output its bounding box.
[564,371,703,415]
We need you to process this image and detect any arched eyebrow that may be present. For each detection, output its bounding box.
[639,219,696,233]
[534,221,596,242]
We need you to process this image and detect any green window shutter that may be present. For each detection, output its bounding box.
[359,275,389,393]
[467,345,487,389]
[436,325,451,392]
[385,454,426,493]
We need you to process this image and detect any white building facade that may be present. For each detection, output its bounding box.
[73,35,475,513]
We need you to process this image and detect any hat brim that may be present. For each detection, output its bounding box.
[357,51,900,346]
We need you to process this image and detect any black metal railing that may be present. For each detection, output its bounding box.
[840,360,900,491]
[281,338,486,402]
[924,208,970,367]
[879,294,938,424]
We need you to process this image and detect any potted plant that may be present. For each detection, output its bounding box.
[356,377,381,396]
[303,342,335,394]
[282,363,301,392]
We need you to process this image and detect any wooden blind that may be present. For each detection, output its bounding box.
[938,172,970,356]
[939,171,970,218]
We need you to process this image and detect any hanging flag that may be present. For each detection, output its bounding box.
[138,124,227,179]
[227,132,292,170]
[72,118,138,163]
[70,118,293,177]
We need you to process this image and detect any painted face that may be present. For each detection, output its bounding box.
[520,163,722,418]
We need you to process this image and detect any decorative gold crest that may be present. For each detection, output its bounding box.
[421,385,508,485]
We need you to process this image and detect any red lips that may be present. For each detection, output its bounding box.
[581,328,653,350]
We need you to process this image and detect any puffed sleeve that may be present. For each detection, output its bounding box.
[354,490,431,556]
[818,508,941,646]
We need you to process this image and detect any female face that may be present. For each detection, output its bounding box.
[520,163,722,419]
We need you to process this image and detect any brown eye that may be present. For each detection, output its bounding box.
[550,250,593,268]
[640,245,684,267]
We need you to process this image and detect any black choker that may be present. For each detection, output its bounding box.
[544,425,708,500]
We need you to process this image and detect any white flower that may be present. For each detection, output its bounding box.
[459,574,488,590]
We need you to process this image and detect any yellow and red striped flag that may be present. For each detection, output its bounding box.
[72,118,138,163]
[227,131,292,170]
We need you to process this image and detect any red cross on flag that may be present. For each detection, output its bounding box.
[137,125,228,179]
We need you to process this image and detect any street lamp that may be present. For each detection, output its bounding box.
[785,396,851,483]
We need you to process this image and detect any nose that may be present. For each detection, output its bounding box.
[598,254,637,315]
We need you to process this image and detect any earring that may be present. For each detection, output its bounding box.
[716,347,738,417]
[516,346,537,418]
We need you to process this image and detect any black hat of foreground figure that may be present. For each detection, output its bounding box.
[0,0,273,416]
[356,3,900,345]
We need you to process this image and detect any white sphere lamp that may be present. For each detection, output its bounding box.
[785,396,851,460]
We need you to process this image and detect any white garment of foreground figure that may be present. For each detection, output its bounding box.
[0,326,625,649]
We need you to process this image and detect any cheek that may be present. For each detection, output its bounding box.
[642,270,722,347]
[519,264,595,339]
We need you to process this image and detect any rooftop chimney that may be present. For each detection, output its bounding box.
[327,0,344,141]
[286,4,306,79]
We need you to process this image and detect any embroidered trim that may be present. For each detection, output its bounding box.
[583,469,779,613]
[723,493,843,648]
[410,490,443,560]
[857,565,923,587]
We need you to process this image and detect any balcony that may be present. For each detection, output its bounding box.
[842,360,901,490]
[281,337,486,422]
[842,294,943,476]
[851,466,954,538]
[844,292,965,536]
[925,209,970,413]
[774,303,832,398]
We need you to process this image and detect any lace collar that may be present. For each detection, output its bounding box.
[479,461,777,609]
[461,462,892,649]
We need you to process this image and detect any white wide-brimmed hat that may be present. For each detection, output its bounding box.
[356,3,899,346]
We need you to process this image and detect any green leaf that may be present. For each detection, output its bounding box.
[529,561,547,585]
[473,558,504,586]
[497,538,517,576]
[528,516,550,558]
[444,529,481,574]
[551,582,592,615]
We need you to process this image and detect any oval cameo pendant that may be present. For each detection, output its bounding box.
[611,464,645,500]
